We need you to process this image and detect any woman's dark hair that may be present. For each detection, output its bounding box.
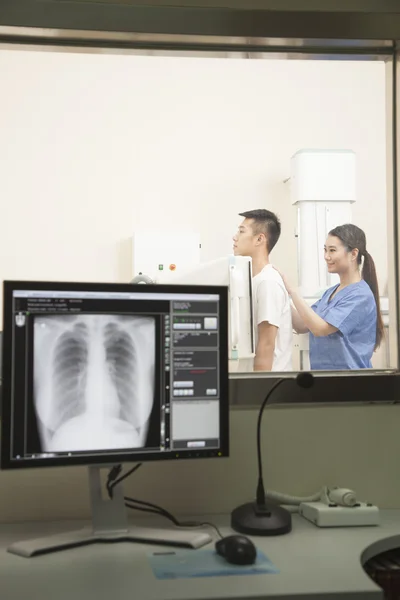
[329,223,384,350]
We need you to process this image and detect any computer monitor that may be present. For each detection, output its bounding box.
[153,255,255,368]
[1,280,229,557]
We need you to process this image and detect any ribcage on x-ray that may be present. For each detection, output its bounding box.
[104,322,137,424]
[33,314,156,453]
[51,322,89,433]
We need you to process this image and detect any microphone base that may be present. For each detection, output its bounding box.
[231,502,292,536]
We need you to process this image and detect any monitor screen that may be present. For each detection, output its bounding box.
[1,281,229,469]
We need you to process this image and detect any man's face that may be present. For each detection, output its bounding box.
[232,218,258,257]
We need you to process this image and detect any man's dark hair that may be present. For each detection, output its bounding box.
[239,209,281,253]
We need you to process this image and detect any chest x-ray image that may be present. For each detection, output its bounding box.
[33,314,156,453]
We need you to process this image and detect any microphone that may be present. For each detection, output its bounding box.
[231,372,315,536]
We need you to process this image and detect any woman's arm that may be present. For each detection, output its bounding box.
[274,267,338,338]
[290,289,338,337]
[291,303,309,334]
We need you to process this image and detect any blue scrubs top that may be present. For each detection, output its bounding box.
[309,280,377,370]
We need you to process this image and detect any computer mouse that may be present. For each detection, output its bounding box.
[215,535,257,565]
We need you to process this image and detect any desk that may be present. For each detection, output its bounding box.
[1,511,400,600]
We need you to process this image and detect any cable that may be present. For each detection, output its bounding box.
[125,495,223,538]
[108,465,181,525]
[106,464,223,539]
[265,488,323,506]
[125,495,180,526]
[106,463,142,498]
[180,520,224,540]
[125,502,176,521]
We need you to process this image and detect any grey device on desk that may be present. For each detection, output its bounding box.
[0,280,230,558]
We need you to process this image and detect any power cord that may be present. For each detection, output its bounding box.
[106,464,223,540]
[106,463,141,498]
[264,485,358,512]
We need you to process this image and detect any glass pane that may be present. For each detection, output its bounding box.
[0,46,396,377]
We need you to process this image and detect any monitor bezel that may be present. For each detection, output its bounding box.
[1,280,230,470]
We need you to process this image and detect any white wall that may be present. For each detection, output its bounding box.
[0,50,388,319]
[1,405,400,522]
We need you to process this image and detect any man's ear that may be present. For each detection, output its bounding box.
[257,233,266,246]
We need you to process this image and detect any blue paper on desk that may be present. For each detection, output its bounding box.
[148,548,279,579]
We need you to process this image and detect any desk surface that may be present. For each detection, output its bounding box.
[2,511,400,600]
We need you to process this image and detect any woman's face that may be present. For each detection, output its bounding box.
[324,235,358,275]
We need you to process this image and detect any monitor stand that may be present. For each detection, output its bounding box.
[7,465,213,558]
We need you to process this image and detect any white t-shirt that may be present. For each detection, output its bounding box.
[252,265,293,371]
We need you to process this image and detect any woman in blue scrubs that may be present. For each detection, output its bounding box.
[278,224,384,370]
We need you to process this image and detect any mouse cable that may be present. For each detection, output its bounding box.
[125,499,223,540]
[107,464,223,539]
[124,497,223,539]
[107,464,178,524]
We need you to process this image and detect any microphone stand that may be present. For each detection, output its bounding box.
[231,373,314,536]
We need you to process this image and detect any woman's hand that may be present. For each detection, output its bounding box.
[272,265,293,296]
[272,266,338,338]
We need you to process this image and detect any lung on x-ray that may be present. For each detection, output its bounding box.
[33,314,156,453]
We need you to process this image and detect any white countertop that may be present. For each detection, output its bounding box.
[1,511,400,600]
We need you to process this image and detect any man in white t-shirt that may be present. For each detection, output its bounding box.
[233,209,293,371]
